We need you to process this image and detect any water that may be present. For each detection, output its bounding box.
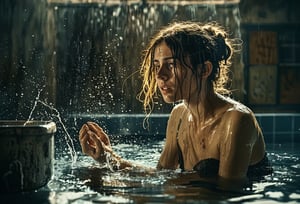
[23,90,78,163]
[51,142,300,203]
[0,0,244,119]
[1,138,297,204]
[6,95,300,203]
[11,88,298,203]
[1,1,299,203]
[24,89,43,126]
[37,100,78,163]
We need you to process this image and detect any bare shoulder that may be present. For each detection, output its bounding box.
[166,103,187,134]
[218,98,265,173]
[220,98,260,142]
[169,103,187,119]
[218,102,263,179]
[223,98,256,124]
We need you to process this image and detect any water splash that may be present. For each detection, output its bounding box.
[38,100,78,163]
[25,89,78,164]
[24,89,43,126]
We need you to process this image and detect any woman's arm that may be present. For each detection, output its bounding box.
[218,110,258,180]
[157,104,185,170]
[79,105,184,171]
[79,122,141,170]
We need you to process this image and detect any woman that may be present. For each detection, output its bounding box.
[79,21,272,183]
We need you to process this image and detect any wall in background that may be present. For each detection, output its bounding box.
[239,0,300,112]
[0,0,299,121]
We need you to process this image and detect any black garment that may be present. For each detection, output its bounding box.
[191,153,273,179]
[175,118,273,179]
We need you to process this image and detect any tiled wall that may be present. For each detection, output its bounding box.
[256,113,300,144]
[76,113,300,144]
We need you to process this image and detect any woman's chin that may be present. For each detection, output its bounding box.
[162,96,176,104]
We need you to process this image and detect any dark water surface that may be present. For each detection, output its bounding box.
[0,141,299,204]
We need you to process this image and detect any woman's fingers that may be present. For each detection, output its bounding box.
[79,124,95,146]
[87,122,111,146]
[79,124,89,140]
[80,132,95,156]
[79,122,115,162]
[80,130,106,161]
[88,131,104,160]
[86,122,103,137]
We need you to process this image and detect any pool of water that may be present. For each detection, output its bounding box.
[0,137,299,204]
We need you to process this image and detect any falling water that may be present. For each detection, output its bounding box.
[1,1,300,203]
[1,0,243,170]
[2,0,244,190]
[24,89,43,126]
[0,0,243,119]
[49,1,243,116]
[38,100,78,163]
[25,89,78,163]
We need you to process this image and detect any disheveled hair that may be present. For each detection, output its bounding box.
[138,21,236,117]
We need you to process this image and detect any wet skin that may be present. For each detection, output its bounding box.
[155,41,266,179]
[79,122,133,169]
[79,41,266,181]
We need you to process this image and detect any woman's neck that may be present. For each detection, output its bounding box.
[183,92,224,124]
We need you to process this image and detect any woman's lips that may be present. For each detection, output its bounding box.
[160,86,171,95]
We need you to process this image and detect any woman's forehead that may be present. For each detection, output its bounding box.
[154,42,173,58]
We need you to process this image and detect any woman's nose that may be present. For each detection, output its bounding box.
[156,66,169,81]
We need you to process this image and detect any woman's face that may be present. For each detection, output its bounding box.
[154,41,197,103]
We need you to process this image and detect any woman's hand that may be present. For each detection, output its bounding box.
[79,122,113,162]
[79,122,138,170]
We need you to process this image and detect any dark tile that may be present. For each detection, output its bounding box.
[294,116,300,132]
[274,133,293,144]
[263,133,274,144]
[275,116,293,132]
[293,133,300,143]
[260,116,274,134]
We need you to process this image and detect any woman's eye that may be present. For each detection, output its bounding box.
[154,64,160,72]
[167,62,174,70]
[153,60,175,73]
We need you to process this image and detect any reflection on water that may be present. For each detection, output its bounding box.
[0,117,298,204]
[42,142,300,203]
[0,121,298,204]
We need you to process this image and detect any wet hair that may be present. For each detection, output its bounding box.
[138,21,234,115]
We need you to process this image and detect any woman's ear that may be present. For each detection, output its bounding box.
[199,61,213,79]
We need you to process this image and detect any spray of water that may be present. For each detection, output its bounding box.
[24,89,43,126]
[38,100,78,163]
[25,89,78,164]
[24,89,125,169]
